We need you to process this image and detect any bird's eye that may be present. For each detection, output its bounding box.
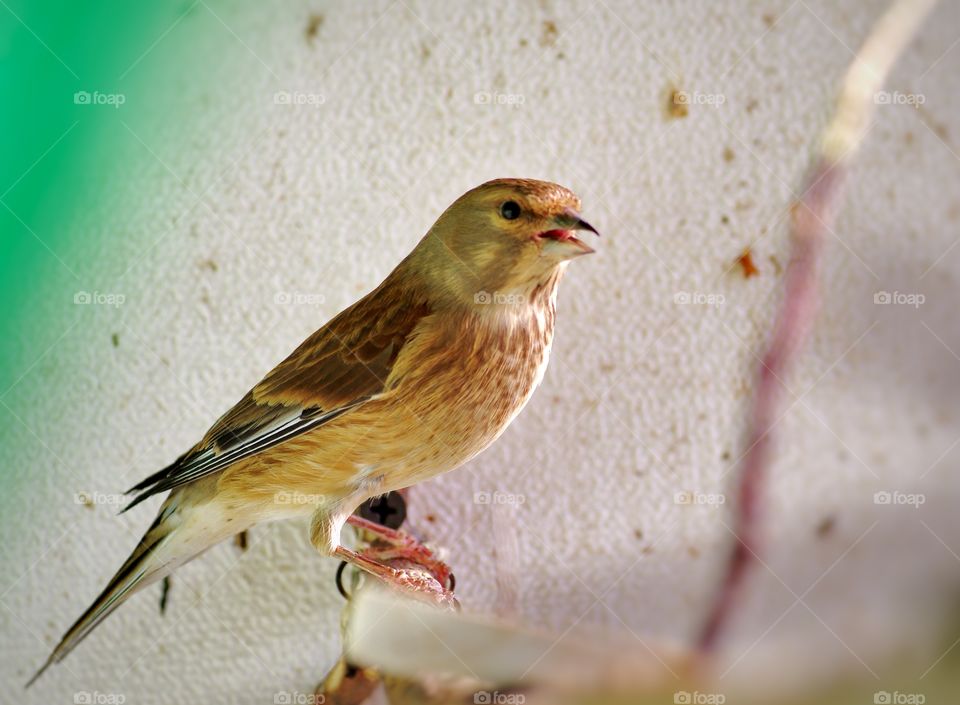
[499,200,521,220]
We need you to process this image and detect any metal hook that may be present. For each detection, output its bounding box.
[335,560,353,600]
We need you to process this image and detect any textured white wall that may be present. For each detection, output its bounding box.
[4,1,960,703]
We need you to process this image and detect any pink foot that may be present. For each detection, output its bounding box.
[345,515,454,589]
[334,545,458,609]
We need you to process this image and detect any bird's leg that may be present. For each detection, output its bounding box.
[333,545,457,608]
[345,514,411,544]
[345,515,454,589]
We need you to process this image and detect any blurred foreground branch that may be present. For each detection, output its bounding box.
[697,0,939,654]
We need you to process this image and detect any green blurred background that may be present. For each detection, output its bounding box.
[0,2,190,392]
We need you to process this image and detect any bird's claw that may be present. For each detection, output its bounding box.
[362,542,454,590]
[385,567,459,609]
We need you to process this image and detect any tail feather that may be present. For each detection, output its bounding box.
[26,505,178,687]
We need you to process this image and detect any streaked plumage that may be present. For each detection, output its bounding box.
[30,177,597,684]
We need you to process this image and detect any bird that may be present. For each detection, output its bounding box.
[28,177,598,685]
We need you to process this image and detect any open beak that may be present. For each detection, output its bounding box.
[539,208,600,259]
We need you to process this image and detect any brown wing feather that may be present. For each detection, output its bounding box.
[125,271,430,507]
[252,289,428,409]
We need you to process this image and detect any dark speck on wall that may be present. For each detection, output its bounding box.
[769,254,783,276]
[816,515,836,539]
[736,248,760,278]
[305,13,324,43]
[234,530,248,551]
[668,90,688,119]
[540,20,559,47]
[111,333,119,348]
[159,576,171,614]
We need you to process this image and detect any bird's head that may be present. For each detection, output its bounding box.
[415,178,599,307]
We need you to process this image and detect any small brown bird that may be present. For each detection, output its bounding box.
[29,177,597,684]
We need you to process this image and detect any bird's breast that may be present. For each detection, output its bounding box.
[370,299,557,486]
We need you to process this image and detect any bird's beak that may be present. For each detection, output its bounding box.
[539,208,600,259]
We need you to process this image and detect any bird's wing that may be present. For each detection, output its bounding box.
[124,282,430,509]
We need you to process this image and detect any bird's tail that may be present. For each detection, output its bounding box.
[27,498,192,687]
